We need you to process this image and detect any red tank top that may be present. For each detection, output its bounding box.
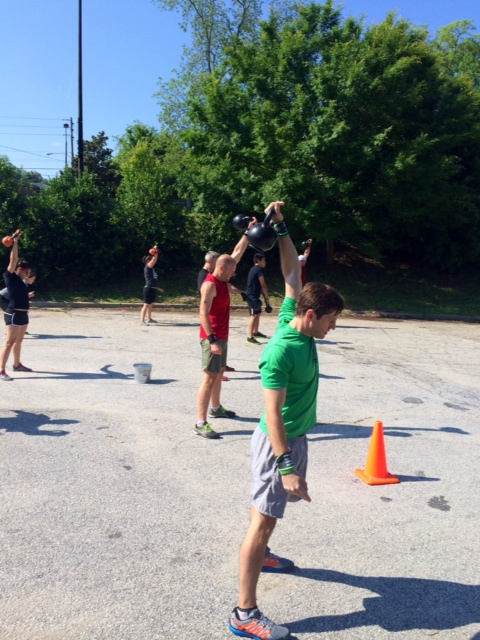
[199,273,230,340]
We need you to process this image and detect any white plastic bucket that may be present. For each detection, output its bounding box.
[133,363,152,384]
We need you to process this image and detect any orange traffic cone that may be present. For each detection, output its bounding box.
[355,421,400,485]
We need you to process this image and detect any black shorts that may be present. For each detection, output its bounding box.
[4,311,29,327]
[246,295,262,316]
[143,287,156,304]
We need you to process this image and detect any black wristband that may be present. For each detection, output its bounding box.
[273,220,289,237]
[207,334,217,344]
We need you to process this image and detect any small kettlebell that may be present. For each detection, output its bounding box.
[2,229,20,248]
[245,210,277,253]
[232,215,253,231]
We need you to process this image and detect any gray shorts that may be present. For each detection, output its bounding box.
[201,338,228,373]
[250,426,308,519]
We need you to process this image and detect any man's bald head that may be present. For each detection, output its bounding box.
[214,255,237,282]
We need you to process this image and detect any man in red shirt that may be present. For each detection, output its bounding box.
[196,221,256,439]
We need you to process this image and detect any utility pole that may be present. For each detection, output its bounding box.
[70,117,75,168]
[78,0,84,174]
[63,123,69,168]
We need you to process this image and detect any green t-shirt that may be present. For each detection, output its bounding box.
[259,297,319,439]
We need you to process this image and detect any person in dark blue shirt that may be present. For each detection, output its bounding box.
[245,253,271,345]
[140,246,165,325]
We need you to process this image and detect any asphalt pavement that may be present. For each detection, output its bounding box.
[1,307,479,640]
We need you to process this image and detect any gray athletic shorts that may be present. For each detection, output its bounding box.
[250,426,308,519]
[201,338,228,373]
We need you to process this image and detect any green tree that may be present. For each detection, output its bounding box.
[26,168,122,287]
[433,20,480,88]
[0,155,30,238]
[115,122,160,167]
[74,131,121,198]
[115,132,189,257]
[181,4,480,269]
[151,0,263,131]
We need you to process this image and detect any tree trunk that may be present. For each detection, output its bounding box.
[326,238,335,264]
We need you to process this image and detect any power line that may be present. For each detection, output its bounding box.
[0,144,64,159]
[0,125,66,129]
[0,133,64,136]
[0,116,69,121]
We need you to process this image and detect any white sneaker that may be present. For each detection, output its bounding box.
[0,372,13,381]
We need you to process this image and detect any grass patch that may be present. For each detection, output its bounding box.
[33,251,480,317]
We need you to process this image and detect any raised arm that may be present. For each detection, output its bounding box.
[303,239,312,259]
[231,217,258,264]
[266,202,302,301]
[7,233,20,273]
[146,246,159,269]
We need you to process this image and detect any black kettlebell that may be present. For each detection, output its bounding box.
[301,239,312,250]
[232,215,253,231]
[245,210,277,253]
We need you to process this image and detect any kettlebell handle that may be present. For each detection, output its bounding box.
[263,210,275,228]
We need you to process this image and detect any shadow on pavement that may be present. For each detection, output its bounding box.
[27,334,103,340]
[0,410,76,436]
[287,568,480,635]
[220,428,255,437]
[20,365,177,385]
[308,423,470,441]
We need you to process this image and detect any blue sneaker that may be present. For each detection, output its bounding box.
[261,548,294,573]
[229,607,290,638]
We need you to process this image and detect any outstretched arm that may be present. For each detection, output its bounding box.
[266,202,302,301]
[303,239,312,259]
[7,233,20,273]
[231,217,258,264]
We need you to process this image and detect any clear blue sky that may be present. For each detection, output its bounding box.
[0,0,479,178]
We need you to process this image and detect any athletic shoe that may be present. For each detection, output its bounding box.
[229,607,290,639]
[0,371,13,381]
[247,337,261,345]
[194,422,220,439]
[262,548,295,573]
[253,332,268,339]
[225,365,236,372]
[222,376,229,382]
[147,319,158,324]
[13,364,32,372]
[208,405,236,419]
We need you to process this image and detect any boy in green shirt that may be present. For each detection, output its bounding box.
[230,202,344,639]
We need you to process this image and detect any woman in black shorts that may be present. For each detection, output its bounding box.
[140,246,165,325]
[0,232,34,381]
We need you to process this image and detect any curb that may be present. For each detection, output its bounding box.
[29,301,480,323]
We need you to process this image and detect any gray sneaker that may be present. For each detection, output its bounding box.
[194,422,220,439]
[208,405,236,419]
[0,371,13,381]
[229,607,290,638]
